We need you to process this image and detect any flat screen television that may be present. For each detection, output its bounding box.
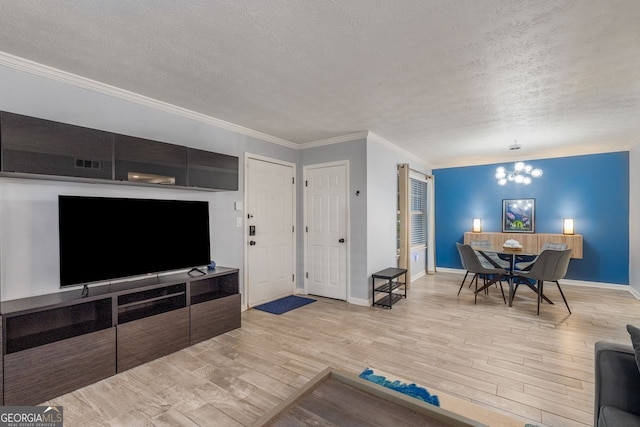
[59,195,210,287]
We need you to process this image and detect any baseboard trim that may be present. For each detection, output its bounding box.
[297,290,368,306]
[560,278,629,289]
[348,296,370,306]
[411,270,426,281]
[435,267,635,296]
[627,286,640,300]
[436,267,466,275]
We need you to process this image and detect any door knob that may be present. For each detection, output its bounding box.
[249,240,256,246]
[339,238,345,243]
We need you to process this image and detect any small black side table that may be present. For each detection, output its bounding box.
[371,267,407,309]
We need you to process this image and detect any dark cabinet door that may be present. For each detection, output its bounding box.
[3,328,116,406]
[187,148,238,190]
[0,111,113,180]
[0,110,238,191]
[114,135,187,186]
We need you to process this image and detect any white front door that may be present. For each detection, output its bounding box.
[305,162,348,300]
[246,157,295,307]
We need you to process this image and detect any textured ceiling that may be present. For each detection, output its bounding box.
[0,0,639,167]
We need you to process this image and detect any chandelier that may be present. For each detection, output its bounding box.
[495,141,542,186]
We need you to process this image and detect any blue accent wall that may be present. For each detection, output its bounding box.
[434,152,629,284]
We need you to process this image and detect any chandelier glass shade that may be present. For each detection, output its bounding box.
[495,162,543,186]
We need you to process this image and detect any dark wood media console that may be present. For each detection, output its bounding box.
[0,267,240,405]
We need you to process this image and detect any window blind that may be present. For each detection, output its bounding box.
[410,177,427,248]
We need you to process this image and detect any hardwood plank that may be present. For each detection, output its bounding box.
[497,385,592,425]
[472,359,574,394]
[185,402,244,427]
[45,272,640,426]
[193,381,265,425]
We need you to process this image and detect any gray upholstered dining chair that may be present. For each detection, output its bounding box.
[469,239,510,269]
[512,248,572,315]
[514,242,568,271]
[456,243,507,304]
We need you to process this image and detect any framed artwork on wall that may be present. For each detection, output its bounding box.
[502,199,535,233]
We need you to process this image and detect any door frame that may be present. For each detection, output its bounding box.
[303,160,350,301]
[243,153,297,310]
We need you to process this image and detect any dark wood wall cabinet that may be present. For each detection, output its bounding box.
[0,111,239,191]
[0,267,240,405]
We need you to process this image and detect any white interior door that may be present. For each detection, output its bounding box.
[246,157,295,307]
[305,162,348,300]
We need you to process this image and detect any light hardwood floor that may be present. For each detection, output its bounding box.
[48,272,640,426]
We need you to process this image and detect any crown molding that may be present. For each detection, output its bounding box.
[432,146,632,169]
[257,125,437,171]
[366,131,431,169]
[300,131,433,171]
[300,131,369,149]
[629,134,640,150]
[0,51,299,149]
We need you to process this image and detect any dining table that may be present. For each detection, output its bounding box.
[474,246,553,307]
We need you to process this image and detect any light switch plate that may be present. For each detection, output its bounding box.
[234,201,243,211]
[236,217,242,227]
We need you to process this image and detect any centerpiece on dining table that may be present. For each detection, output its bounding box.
[502,239,523,252]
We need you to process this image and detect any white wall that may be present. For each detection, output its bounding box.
[0,62,435,304]
[298,139,368,301]
[630,144,640,295]
[0,64,297,301]
[366,139,431,284]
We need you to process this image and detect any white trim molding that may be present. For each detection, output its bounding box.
[347,296,370,306]
[436,267,637,296]
[297,292,370,307]
[0,51,298,149]
[411,270,426,282]
[299,132,434,171]
[367,131,432,169]
[300,132,369,149]
[0,51,439,167]
[629,134,640,150]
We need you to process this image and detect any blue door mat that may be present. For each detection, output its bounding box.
[253,295,316,315]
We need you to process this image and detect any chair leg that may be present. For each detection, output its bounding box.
[513,277,521,299]
[474,275,479,304]
[498,279,506,304]
[537,280,543,315]
[555,281,571,314]
[458,271,469,295]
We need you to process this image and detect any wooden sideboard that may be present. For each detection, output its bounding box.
[464,232,583,259]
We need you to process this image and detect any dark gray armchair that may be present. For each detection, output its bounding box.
[594,341,640,426]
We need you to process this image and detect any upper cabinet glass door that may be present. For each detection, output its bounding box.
[0,111,113,180]
[0,111,239,191]
[114,135,187,186]
[187,148,238,190]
